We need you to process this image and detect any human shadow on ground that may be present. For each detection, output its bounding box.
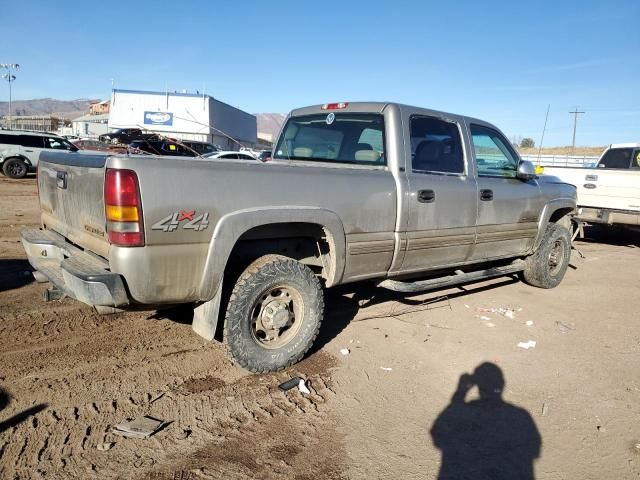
[0,387,47,435]
[430,363,541,480]
[0,259,34,293]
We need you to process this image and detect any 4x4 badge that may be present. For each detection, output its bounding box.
[152,210,210,232]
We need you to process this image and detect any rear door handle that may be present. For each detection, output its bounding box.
[24,149,34,152]
[418,189,435,203]
[480,189,493,201]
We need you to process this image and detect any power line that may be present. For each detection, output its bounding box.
[569,107,585,155]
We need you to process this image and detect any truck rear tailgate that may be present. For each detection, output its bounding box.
[38,151,111,258]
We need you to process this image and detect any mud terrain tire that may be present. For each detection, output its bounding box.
[3,158,28,179]
[224,255,324,373]
[522,223,571,288]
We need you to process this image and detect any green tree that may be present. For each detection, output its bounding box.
[520,138,535,149]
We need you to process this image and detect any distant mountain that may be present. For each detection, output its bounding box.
[0,98,100,120]
[255,113,286,140]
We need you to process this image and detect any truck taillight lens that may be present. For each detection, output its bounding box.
[104,169,144,247]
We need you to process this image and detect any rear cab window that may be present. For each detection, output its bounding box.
[273,113,386,166]
[470,124,519,178]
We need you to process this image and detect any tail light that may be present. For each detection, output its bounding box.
[104,168,144,246]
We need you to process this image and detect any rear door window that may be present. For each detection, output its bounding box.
[410,116,465,174]
[274,113,385,165]
[632,149,640,169]
[599,148,633,169]
[470,125,519,178]
[19,135,45,148]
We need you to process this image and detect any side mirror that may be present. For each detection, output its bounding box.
[516,160,536,181]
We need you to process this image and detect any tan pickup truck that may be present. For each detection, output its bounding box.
[22,102,577,372]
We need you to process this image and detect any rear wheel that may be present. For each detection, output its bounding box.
[2,158,28,179]
[522,223,571,288]
[224,255,324,373]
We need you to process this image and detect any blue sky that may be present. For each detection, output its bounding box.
[1,0,639,145]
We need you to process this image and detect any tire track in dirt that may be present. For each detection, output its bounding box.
[1,356,338,479]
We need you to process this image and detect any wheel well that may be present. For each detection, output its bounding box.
[226,222,334,283]
[549,207,574,229]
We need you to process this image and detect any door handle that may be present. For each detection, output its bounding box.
[418,189,435,203]
[24,149,34,152]
[480,189,493,201]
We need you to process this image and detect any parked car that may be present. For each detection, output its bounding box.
[543,143,640,228]
[130,139,218,156]
[22,101,576,373]
[0,130,78,178]
[257,150,272,162]
[99,128,154,145]
[203,150,259,160]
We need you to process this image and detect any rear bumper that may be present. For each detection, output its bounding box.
[21,228,129,307]
[577,207,640,226]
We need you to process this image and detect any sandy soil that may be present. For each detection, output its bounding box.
[0,175,639,479]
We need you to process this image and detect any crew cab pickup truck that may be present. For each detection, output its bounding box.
[544,143,640,228]
[22,102,577,373]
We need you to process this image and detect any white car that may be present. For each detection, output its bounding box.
[0,130,79,178]
[203,150,259,161]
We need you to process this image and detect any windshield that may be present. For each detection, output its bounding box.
[273,113,385,165]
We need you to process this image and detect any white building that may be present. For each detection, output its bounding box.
[71,113,110,138]
[108,89,257,150]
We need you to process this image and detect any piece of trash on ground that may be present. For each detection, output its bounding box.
[278,376,302,392]
[112,416,166,439]
[380,367,392,371]
[479,315,491,321]
[542,402,548,417]
[298,379,311,395]
[555,320,575,333]
[526,320,534,326]
[96,442,115,451]
[482,321,496,328]
[517,340,537,350]
[477,306,517,319]
[340,348,350,356]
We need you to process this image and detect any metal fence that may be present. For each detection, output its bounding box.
[520,154,599,168]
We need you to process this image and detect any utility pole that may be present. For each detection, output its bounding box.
[0,63,19,129]
[569,106,585,155]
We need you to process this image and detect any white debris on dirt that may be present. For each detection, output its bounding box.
[526,320,534,326]
[380,367,392,372]
[480,315,491,321]
[298,379,311,395]
[96,442,115,451]
[517,340,537,350]
[477,306,517,319]
[340,348,350,356]
[482,321,496,328]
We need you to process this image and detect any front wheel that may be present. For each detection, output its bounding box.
[522,223,571,288]
[224,255,324,373]
[2,158,28,179]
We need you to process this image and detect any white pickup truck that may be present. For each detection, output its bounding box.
[544,143,640,228]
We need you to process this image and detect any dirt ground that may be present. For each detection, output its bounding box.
[1,174,639,480]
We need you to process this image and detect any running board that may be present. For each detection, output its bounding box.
[378,259,526,293]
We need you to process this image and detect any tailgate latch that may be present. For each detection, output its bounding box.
[56,171,67,189]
